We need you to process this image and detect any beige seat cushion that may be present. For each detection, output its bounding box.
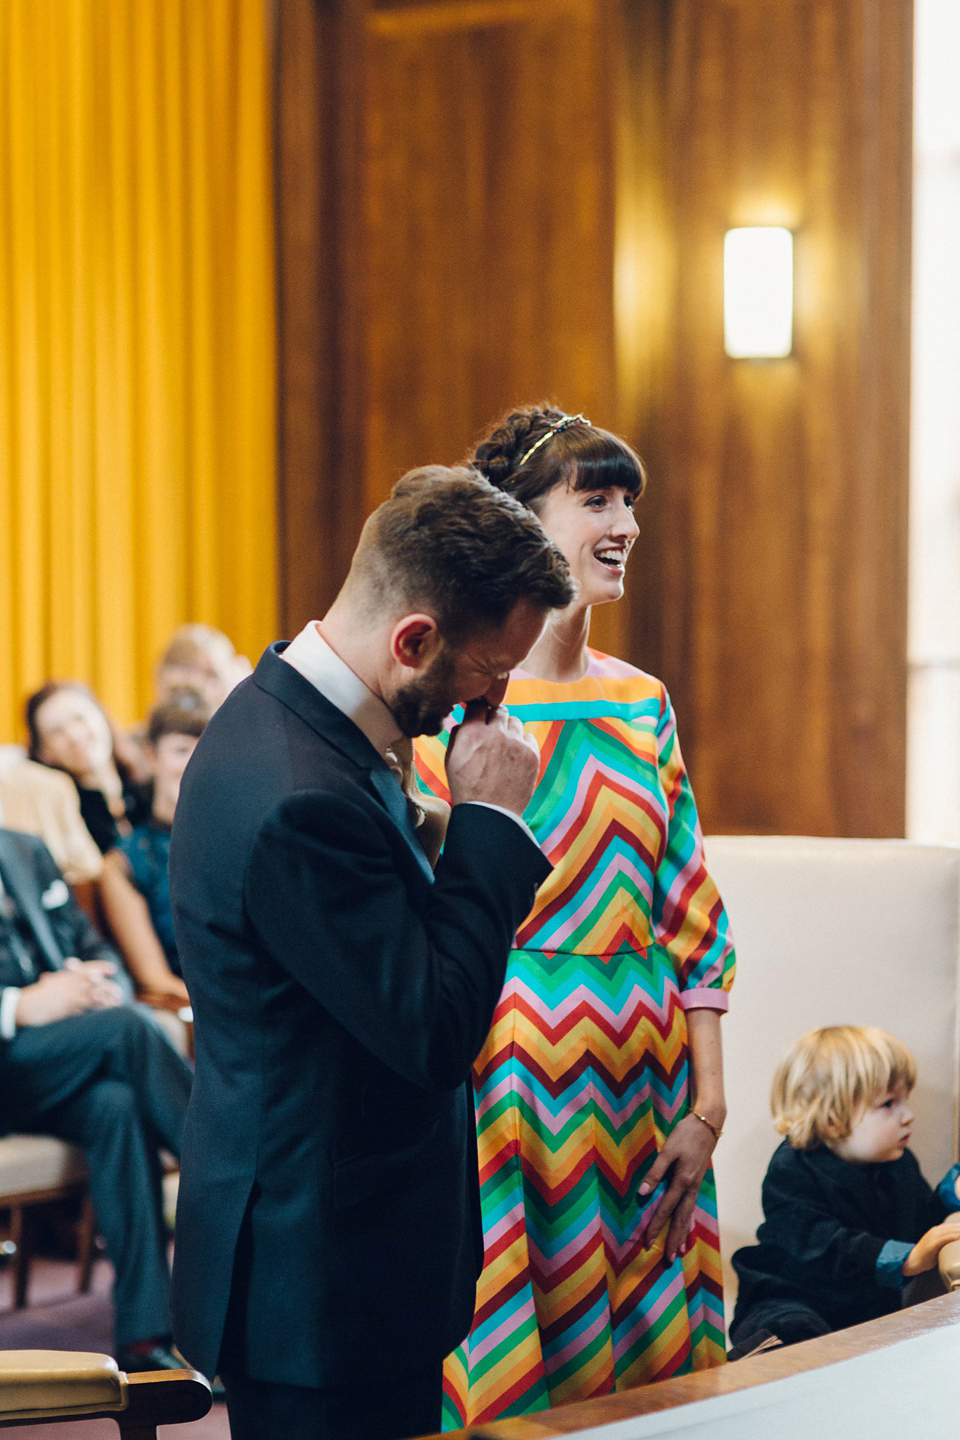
[0,1351,124,1419]
[0,1134,88,1196]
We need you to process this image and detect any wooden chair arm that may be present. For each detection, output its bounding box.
[115,1370,213,1438]
[0,1352,211,1436]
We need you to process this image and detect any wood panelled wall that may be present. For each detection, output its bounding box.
[275,0,913,836]
[620,0,914,836]
[364,1,616,505]
[275,0,625,655]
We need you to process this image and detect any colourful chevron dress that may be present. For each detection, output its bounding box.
[414,651,735,1428]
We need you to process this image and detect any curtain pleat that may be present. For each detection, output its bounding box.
[0,0,276,738]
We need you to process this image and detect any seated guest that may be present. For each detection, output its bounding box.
[122,626,251,776]
[26,681,151,853]
[0,756,102,885]
[730,1026,960,1350]
[154,625,251,712]
[99,692,210,1009]
[0,815,193,1372]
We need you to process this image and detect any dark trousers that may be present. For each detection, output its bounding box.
[220,1362,443,1440]
[729,1298,832,1350]
[0,1005,193,1346]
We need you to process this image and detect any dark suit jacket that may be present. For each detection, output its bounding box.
[169,644,551,1388]
[732,1141,948,1333]
[0,828,130,1135]
[0,828,119,988]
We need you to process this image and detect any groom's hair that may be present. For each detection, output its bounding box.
[344,466,574,640]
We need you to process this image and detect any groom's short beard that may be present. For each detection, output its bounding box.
[391,645,459,737]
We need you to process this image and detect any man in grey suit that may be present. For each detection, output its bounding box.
[170,468,573,1440]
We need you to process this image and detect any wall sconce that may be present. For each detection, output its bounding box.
[724,227,794,359]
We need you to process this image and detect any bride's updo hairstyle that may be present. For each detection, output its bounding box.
[470,404,647,514]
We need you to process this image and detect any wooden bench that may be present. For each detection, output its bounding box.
[434,1290,960,1440]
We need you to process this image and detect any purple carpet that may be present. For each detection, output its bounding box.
[0,1255,229,1438]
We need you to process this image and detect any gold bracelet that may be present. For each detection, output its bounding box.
[691,1109,723,1141]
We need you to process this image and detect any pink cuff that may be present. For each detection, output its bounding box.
[679,987,730,1013]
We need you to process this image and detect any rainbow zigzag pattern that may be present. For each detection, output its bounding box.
[415,659,734,1427]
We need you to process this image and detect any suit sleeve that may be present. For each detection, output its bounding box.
[244,791,550,1090]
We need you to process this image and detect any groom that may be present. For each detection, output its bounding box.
[169,467,573,1440]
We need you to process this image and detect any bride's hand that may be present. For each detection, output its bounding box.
[636,1114,718,1263]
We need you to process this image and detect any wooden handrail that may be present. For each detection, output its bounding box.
[428,1291,960,1440]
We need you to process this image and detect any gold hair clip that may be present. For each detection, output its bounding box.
[515,413,590,469]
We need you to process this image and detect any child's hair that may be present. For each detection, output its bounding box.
[146,689,211,746]
[771,1026,917,1150]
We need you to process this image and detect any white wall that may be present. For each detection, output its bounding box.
[907,0,960,843]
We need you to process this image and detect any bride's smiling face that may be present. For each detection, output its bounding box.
[534,482,639,609]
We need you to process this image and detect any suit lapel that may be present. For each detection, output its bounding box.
[253,645,435,882]
[254,644,384,771]
[0,834,65,972]
[367,769,435,882]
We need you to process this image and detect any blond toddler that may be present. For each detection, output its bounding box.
[730,1026,960,1348]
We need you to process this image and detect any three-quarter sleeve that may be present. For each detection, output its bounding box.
[652,688,736,1007]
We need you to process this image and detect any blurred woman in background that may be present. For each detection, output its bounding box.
[26,681,151,853]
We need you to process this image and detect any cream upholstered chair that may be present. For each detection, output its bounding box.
[0,1351,210,1436]
[0,1134,95,1308]
[704,836,960,1323]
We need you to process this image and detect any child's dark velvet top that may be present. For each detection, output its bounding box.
[732,1140,958,1334]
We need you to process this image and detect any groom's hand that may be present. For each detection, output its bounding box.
[446,698,540,815]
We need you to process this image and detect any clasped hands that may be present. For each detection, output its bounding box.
[15,957,123,1028]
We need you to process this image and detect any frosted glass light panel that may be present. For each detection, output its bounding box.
[724,227,794,358]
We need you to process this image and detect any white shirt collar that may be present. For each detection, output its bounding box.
[280,622,402,760]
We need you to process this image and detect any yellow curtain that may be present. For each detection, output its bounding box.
[0,0,276,739]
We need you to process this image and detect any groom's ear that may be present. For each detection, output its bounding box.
[389,614,441,671]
